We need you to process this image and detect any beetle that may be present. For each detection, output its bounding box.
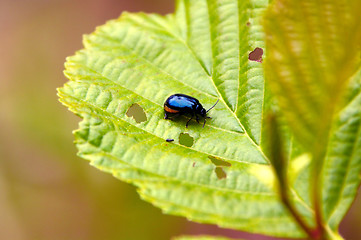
[164,93,219,128]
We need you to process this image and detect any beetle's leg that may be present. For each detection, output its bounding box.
[165,112,181,120]
[196,115,200,124]
[186,115,194,128]
[203,116,211,128]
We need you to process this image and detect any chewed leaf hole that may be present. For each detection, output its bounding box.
[208,156,232,167]
[126,103,147,123]
[215,167,227,179]
[248,47,263,63]
[179,133,194,147]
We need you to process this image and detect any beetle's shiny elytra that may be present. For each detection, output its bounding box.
[163,93,219,128]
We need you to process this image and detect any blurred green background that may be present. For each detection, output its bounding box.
[0,0,360,239]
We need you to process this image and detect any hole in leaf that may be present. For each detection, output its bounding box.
[248,47,263,63]
[126,103,147,123]
[179,133,194,147]
[208,156,232,167]
[215,167,227,179]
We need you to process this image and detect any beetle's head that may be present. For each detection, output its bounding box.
[200,108,207,117]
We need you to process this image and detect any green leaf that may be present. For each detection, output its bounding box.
[322,69,361,230]
[58,0,360,238]
[59,0,312,237]
[264,0,361,151]
[173,235,240,240]
[262,113,287,189]
[263,0,361,237]
[176,0,267,143]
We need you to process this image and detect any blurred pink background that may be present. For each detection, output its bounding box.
[0,0,360,239]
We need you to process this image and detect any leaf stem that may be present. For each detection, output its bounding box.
[265,113,323,239]
[311,110,337,240]
[280,189,320,239]
[313,184,325,239]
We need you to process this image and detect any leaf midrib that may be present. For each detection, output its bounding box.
[65,93,278,196]
[61,85,314,216]
[62,83,265,165]
[114,11,266,153]
[204,0,268,156]
[67,60,246,137]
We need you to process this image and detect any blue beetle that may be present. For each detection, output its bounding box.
[164,93,219,128]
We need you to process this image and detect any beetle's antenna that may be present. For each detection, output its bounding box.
[206,99,219,113]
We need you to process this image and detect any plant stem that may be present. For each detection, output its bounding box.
[313,185,325,239]
[311,121,334,240]
[280,187,320,239]
[266,113,322,239]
